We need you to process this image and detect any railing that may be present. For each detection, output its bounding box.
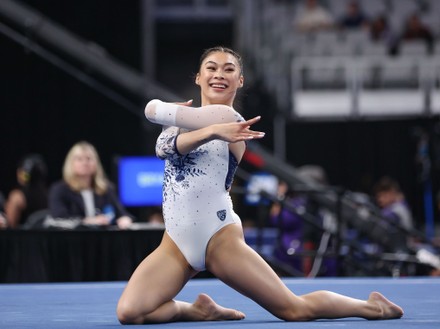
[233,0,440,121]
[292,56,440,120]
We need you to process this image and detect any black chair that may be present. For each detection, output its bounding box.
[22,209,49,229]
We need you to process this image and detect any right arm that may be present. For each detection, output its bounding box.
[145,99,244,130]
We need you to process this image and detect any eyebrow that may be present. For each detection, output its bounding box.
[205,61,236,67]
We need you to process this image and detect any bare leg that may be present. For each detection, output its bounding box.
[206,224,404,321]
[116,233,244,324]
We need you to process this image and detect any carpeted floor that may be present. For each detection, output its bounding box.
[0,277,439,328]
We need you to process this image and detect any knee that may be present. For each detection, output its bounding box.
[275,300,314,322]
[116,300,141,325]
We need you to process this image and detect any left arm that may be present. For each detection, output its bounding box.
[148,99,264,160]
[174,117,262,157]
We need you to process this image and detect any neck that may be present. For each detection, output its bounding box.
[76,176,93,189]
[201,96,235,107]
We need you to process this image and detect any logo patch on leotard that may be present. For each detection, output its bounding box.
[217,210,226,221]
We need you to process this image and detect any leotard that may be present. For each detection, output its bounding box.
[145,100,244,270]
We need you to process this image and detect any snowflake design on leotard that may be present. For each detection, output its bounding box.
[163,150,208,202]
[155,126,180,160]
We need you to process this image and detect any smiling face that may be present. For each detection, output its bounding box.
[195,50,244,107]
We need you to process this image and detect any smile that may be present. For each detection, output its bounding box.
[210,83,227,89]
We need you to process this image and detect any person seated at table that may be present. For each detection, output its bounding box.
[4,154,49,228]
[48,141,134,229]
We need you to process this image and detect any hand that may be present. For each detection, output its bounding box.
[174,99,193,107]
[83,214,110,226]
[116,216,133,230]
[211,116,265,143]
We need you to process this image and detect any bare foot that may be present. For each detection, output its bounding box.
[367,292,404,320]
[192,293,245,321]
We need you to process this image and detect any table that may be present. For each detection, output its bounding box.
[0,228,164,283]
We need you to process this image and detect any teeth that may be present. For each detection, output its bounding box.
[211,84,226,89]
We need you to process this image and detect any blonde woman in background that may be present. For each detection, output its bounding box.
[49,141,133,229]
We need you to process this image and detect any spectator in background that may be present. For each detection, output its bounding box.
[399,13,434,54]
[338,1,369,30]
[4,154,48,228]
[269,180,307,275]
[48,141,133,229]
[269,166,337,277]
[294,0,335,33]
[373,176,413,251]
[373,176,413,233]
[369,14,398,54]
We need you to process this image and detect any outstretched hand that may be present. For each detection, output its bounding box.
[212,116,265,143]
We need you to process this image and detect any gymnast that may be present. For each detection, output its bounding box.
[116,46,403,324]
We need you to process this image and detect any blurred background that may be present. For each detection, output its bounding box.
[1,0,440,280]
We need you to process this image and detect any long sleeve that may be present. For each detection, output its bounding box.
[48,181,83,219]
[145,99,244,130]
[155,126,181,160]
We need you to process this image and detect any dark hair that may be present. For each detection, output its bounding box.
[19,154,47,186]
[373,176,401,195]
[198,46,243,75]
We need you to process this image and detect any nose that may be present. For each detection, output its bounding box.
[214,70,224,79]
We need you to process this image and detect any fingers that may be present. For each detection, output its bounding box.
[243,116,261,125]
[241,116,264,139]
[245,131,265,140]
[241,127,265,140]
[174,99,193,106]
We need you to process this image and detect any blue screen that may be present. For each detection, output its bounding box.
[118,156,164,206]
[245,172,278,205]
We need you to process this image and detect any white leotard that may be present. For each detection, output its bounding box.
[145,99,244,271]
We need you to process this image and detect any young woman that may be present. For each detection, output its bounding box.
[116,46,403,324]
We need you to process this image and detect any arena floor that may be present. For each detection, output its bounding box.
[1,277,439,328]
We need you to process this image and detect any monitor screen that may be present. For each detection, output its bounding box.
[118,156,164,207]
[245,171,278,205]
